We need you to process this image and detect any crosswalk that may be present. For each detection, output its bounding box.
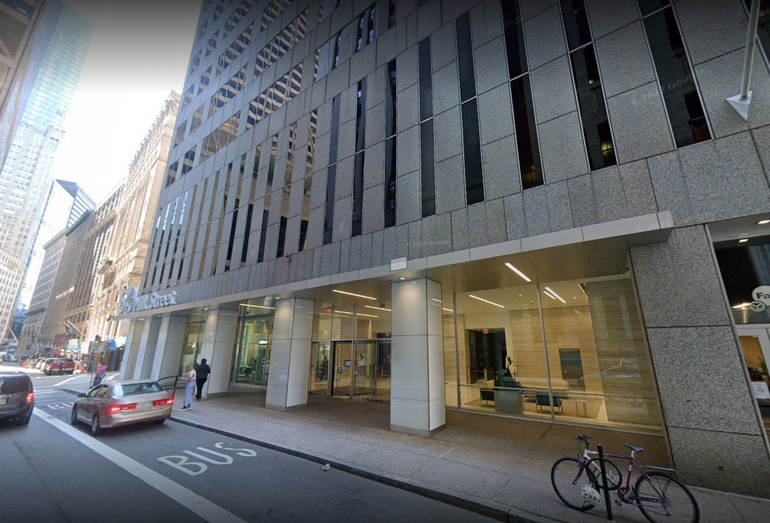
[34,388,74,411]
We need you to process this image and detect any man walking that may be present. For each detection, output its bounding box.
[195,358,211,400]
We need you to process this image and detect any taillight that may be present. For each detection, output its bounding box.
[26,392,34,404]
[108,403,137,413]
[153,398,174,407]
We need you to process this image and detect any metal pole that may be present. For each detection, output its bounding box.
[741,0,761,101]
[597,445,614,520]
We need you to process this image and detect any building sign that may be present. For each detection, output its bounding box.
[750,286,770,312]
[117,287,179,315]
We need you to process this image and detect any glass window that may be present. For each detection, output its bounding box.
[715,236,770,324]
[233,307,274,385]
[641,3,711,147]
[384,137,397,228]
[461,99,484,205]
[277,123,298,257]
[456,14,476,102]
[418,38,433,121]
[420,120,435,217]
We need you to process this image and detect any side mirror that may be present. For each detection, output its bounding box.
[77,393,86,398]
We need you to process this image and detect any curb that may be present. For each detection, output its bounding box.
[169,415,561,523]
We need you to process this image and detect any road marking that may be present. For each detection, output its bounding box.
[33,409,249,523]
[56,375,87,386]
[43,402,73,410]
[158,443,257,475]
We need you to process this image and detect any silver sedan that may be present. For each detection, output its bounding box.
[70,380,174,436]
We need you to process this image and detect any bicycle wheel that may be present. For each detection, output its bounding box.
[633,472,699,523]
[586,457,623,491]
[551,457,595,511]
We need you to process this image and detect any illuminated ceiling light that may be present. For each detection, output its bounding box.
[333,310,354,315]
[399,277,406,280]
[738,238,749,243]
[732,302,751,309]
[469,294,504,308]
[758,219,770,225]
[432,298,442,303]
[365,305,391,311]
[332,289,377,300]
[505,263,531,282]
[543,290,557,300]
[544,286,566,304]
[356,313,378,318]
[442,308,454,312]
[239,304,275,310]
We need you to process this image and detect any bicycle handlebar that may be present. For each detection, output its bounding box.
[576,434,591,444]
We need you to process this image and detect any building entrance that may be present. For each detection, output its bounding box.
[309,340,391,400]
[737,326,770,434]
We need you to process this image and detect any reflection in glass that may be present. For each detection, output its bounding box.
[641,4,710,147]
[234,309,273,385]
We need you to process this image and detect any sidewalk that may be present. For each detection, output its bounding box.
[58,376,770,523]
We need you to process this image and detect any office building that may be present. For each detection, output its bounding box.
[117,0,770,496]
[0,0,92,339]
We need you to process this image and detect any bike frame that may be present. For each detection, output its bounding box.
[577,447,668,504]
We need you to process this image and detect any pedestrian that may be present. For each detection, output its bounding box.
[182,364,196,410]
[195,358,211,400]
[93,361,107,386]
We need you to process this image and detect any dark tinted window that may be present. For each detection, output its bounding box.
[384,137,397,228]
[114,382,164,397]
[461,99,484,205]
[456,14,476,102]
[561,0,592,49]
[0,376,30,394]
[638,0,670,16]
[511,77,543,188]
[420,120,436,217]
[641,4,710,147]
[418,38,432,121]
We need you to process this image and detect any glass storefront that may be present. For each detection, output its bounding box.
[449,274,663,432]
[180,320,204,376]
[232,304,274,385]
[714,235,770,432]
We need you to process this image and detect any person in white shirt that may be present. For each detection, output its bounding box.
[182,364,196,410]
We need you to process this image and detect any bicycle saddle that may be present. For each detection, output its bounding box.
[623,443,644,453]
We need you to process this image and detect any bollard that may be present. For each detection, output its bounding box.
[597,445,613,520]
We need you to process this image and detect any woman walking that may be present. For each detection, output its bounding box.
[182,364,196,410]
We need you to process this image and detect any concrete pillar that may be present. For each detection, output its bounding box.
[630,226,770,497]
[390,278,445,436]
[119,320,143,380]
[200,308,238,396]
[150,315,188,380]
[265,298,314,410]
[133,317,161,379]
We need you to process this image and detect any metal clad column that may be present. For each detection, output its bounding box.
[390,278,446,436]
[266,298,314,410]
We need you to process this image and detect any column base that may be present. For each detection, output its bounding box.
[390,423,446,438]
[266,403,307,412]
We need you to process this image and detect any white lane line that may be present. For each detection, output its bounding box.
[33,409,248,523]
[56,375,86,386]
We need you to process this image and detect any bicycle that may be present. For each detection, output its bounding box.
[551,435,699,523]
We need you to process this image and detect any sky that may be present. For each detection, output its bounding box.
[49,0,202,204]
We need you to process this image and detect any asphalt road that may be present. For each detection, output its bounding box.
[1,367,499,523]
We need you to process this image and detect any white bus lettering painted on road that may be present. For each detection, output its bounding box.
[158,442,257,476]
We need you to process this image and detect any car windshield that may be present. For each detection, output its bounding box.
[0,376,30,394]
[113,382,163,397]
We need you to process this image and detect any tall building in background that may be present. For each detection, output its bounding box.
[89,92,179,347]
[0,0,45,167]
[0,0,93,340]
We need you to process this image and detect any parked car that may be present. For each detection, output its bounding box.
[71,380,173,436]
[0,371,34,426]
[43,358,76,376]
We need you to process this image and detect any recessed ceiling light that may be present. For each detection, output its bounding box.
[469,294,504,308]
[442,308,454,312]
[399,277,406,280]
[545,287,567,304]
[758,219,770,225]
[332,289,377,300]
[505,263,531,282]
[356,313,378,318]
[365,305,391,312]
[739,238,749,243]
[543,290,557,301]
[333,310,354,315]
[239,304,275,310]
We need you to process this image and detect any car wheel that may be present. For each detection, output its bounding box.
[154,419,166,425]
[90,414,102,436]
[17,414,31,427]
[70,406,78,425]
[44,371,50,376]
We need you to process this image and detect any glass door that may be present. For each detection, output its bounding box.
[737,327,770,434]
[309,342,331,395]
[332,342,353,396]
[353,342,375,397]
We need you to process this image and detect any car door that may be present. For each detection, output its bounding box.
[93,385,111,418]
[81,385,107,420]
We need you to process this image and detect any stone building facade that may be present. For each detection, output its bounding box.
[117,0,770,496]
